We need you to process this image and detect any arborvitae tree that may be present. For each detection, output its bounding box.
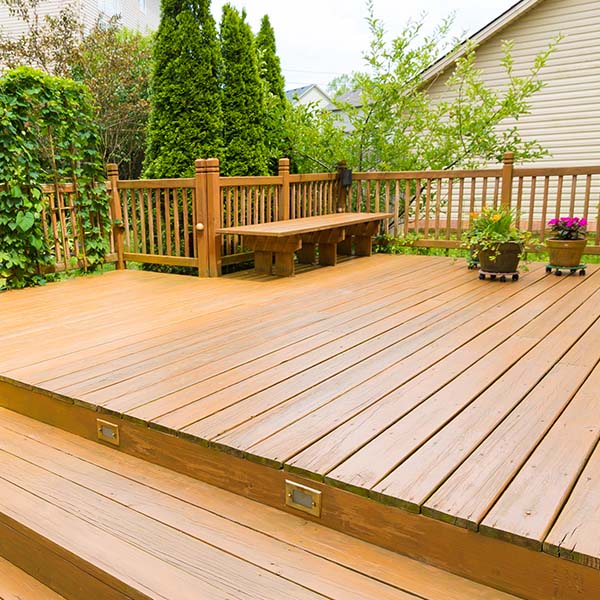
[255,14,288,173]
[144,0,222,177]
[220,5,268,176]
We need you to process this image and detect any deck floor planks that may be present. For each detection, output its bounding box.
[0,555,66,600]
[366,290,600,512]
[121,267,489,425]
[0,408,519,600]
[479,358,600,548]
[6,257,445,385]
[282,268,591,478]
[1,256,599,574]
[63,260,473,407]
[544,441,600,568]
[175,264,561,439]
[212,265,554,454]
[421,311,600,532]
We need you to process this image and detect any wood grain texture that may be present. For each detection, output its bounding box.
[0,556,66,600]
[1,257,600,595]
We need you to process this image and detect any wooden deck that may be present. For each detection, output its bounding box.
[1,255,599,599]
[0,408,519,600]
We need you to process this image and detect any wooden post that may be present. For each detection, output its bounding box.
[336,161,349,212]
[194,159,210,277]
[501,152,514,209]
[205,158,222,277]
[106,163,125,270]
[278,158,290,220]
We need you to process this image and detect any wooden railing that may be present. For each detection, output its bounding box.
[349,154,600,254]
[40,182,113,273]
[30,153,600,276]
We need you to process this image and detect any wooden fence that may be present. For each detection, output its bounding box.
[35,153,600,276]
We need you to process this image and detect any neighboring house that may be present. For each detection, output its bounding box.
[285,84,332,109]
[0,0,160,37]
[423,0,600,167]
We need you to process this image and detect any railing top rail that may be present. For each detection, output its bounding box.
[353,168,503,180]
[513,166,600,177]
[219,175,284,187]
[289,173,338,183]
[116,178,195,189]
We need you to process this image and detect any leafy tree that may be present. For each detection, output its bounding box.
[70,24,152,179]
[143,0,222,178]
[287,2,560,173]
[0,1,153,178]
[255,14,288,172]
[220,4,268,176]
[0,67,108,289]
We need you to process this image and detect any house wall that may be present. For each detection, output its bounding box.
[295,86,332,109]
[0,0,159,41]
[425,0,600,167]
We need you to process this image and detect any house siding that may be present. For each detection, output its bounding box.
[425,0,600,167]
[0,0,159,42]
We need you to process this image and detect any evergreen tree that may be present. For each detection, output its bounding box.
[144,0,222,177]
[255,14,288,173]
[220,5,268,176]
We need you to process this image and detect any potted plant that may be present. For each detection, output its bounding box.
[545,217,587,268]
[462,207,531,276]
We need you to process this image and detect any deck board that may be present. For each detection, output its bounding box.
[0,408,518,600]
[1,255,599,578]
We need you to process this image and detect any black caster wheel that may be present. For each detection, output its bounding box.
[545,266,552,274]
[490,274,497,280]
[512,273,519,281]
[580,269,586,276]
[555,270,562,276]
[500,276,507,282]
[479,273,486,280]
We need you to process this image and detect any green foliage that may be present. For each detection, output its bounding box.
[69,22,153,179]
[0,67,108,289]
[287,2,560,173]
[220,5,268,176]
[461,207,535,260]
[255,14,288,173]
[144,0,222,178]
[0,2,154,179]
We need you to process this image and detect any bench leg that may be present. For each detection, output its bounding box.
[297,242,316,264]
[254,251,273,274]
[318,242,337,266]
[274,252,295,276]
[337,237,353,255]
[354,235,372,257]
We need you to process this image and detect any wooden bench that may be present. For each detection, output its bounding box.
[217,212,392,276]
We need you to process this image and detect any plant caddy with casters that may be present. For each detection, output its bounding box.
[462,207,533,282]
[545,216,587,276]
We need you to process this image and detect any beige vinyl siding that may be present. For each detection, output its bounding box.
[0,0,158,41]
[426,0,600,168]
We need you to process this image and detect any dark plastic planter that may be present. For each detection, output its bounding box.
[478,242,522,273]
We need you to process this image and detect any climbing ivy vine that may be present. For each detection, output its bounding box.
[0,67,108,289]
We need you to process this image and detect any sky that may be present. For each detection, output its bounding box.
[210,0,519,90]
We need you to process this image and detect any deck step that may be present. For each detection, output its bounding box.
[0,407,518,600]
[0,556,66,599]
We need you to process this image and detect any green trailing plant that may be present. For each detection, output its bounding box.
[461,206,534,262]
[220,5,268,176]
[0,67,108,289]
[144,0,222,178]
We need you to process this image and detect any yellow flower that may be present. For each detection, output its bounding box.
[470,212,479,219]
[491,214,501,222]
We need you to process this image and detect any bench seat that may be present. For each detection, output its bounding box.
[217,212,392,276]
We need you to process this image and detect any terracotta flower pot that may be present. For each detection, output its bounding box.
[477,242,522,273]
[545,238,586,267]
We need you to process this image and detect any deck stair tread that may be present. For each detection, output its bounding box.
[0,408,518,600]
[0,556,66,599]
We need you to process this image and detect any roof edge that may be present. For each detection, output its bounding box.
[421,0,546,84]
